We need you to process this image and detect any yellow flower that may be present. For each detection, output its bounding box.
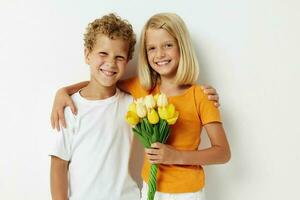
[144,95,156,109]
[154,94,159,103]
[166,111,179,125]
[147,108,159,124]
[158,104,179,124]
[158,106,168,119]
[125,111,139,126]
[135,97,144,104]
[136,103,147,118]
[128,102,136,113]
[157,93,168,107]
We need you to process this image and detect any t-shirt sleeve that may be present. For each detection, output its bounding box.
[194,85,222,125]
[118,76,150,98]
[49,107,75,161]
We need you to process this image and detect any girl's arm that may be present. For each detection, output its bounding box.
[50,156,69,200]
[51,81,89,131]
[51,80,220,131]
[145,122,231,165]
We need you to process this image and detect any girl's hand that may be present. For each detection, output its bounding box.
[145,143,179,165]
[201,85,220,107]
[50,88,77,131]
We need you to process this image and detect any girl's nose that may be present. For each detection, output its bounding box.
[156,48,165,58]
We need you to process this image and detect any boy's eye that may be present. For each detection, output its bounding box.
[99,52,108,56]
[116,56,126,61]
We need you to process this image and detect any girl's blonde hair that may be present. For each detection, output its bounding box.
[138,13,199,90]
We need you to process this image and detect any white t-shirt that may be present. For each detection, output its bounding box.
[49,89,140,200]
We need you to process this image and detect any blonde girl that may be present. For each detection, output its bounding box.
[51,13,228,200]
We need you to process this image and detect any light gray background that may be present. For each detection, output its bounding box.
[0,0,299,199]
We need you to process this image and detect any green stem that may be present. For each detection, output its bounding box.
[147,164,158,200]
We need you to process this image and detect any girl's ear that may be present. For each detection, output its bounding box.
[84,48,90,64]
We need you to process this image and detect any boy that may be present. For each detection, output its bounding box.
[49,13,140,200]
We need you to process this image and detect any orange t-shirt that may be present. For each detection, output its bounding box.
[121,77,221,193]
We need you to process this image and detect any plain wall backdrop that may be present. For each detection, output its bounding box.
[0,0,299,199]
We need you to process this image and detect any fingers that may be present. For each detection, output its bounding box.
[58,109,66,129]
[145,148,161,164]
[203,88,217,95]
[208,94,219,101]
[151,142,162,148]
[51,111,55,129]
[201,85,220,107]
[51,110,60,131]
[214,102,220,108]
[67,99,78,115]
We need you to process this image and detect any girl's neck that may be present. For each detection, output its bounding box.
[159,77,191,97]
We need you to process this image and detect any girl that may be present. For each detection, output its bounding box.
[51,13,229,200]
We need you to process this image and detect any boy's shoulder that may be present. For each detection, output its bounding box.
[117,88,133,101]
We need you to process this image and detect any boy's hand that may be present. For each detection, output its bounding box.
[51,88,77,131]
[201,85,220,107]
[145,143,178,165]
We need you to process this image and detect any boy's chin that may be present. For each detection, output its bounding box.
[91,78,118,89]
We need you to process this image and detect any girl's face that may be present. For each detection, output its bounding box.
[145,28,180,80]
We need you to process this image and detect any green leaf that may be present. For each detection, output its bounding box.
[133,129,150,148]
[152,124,159,143]
[162,127,171,143]
[143,118,153,134]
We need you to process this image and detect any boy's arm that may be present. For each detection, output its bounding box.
[51,81,89,131]
[50,156,69,200]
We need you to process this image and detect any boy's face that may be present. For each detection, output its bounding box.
[85,34,129,88]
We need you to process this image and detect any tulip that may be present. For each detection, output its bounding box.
[166,104,175,118]
[166,111,179,125]
[158,103,178,124]
[158,106,169,120]
[136,103,147,118]
[154,94,159,103]
[128,102,137,113]
[147,108,159,124]
[157,93,168,107]
[125,111,139,126]
[144,95,156,109]
[135,97,144,104]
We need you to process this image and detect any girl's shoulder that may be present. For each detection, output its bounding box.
[190,84,207,99]
[119,76,149,98]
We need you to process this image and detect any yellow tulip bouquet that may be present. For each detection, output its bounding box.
[125,93,179,200]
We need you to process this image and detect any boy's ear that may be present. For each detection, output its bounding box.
[84,48,90,64]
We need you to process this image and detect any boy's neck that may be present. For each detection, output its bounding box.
[80,80,117,100]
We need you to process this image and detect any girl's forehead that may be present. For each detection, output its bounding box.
[145,28,176,42]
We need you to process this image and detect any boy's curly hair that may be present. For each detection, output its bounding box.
[84,13,136,60]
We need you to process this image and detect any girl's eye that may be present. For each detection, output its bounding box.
[147,47,155,52]
[165,43,173,48]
